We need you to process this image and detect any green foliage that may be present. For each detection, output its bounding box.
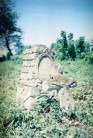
[52,31,75,60]
[54,40,65,60]
[76,37,85,54]
[0,59,93,138]
[68,40,76,60]
[26,45,32,49]
[85,41,90,52]
[0,52,14,62]
[10,54,23,64]
[90,39,93,51]
[60,31,68,59]
[0,60,22,137]
[0,0,22,55]
[0,51,23,62]
[85,51,93,64]
[54,31,68,60]
[23,44,32,49]
[68,33,73,40]
[68,33,76,60]
[0,55,6,62]
[52,31,92,61]
[1,97,93,138]
[0,0,17,35]
[50,43,56,49]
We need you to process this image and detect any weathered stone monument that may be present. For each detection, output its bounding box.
[16,44,76,110]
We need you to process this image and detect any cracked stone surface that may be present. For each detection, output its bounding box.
[16,44,76,110]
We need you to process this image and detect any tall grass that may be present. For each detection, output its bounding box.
[0,58,93,138]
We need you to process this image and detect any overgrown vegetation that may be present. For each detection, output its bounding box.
[0,0,93,137]
[0,56,93,138]
[50,31,93,64]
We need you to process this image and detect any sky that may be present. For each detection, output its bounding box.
[15,0,93,47]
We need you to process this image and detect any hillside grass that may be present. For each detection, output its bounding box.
[0,56,93,138]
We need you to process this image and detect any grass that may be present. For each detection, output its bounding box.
[0,56,93,138]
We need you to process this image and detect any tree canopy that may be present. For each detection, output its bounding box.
[0,0,22,56]
[51,31,92,61]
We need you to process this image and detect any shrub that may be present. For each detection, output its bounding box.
[0,55,6,62]
[10,55,23,64]
[85,51,93,64]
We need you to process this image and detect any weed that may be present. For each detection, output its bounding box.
[0,58,93,138]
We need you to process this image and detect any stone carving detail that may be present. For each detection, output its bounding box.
[16,44,76,110]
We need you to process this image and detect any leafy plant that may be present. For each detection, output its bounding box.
[85,51,93,64]
[0,58,93,138]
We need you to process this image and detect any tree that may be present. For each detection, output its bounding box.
[75,36,85,58]
[84,41,90,53]
[90,39,93,51]
[68,33,73,40]
[60,31,68,59]
[54,39,64,60]
[54,31,69,60]
[68,33,76,60]
[50,43,56,49]
[0,0,22,56]
[76,37,85,54]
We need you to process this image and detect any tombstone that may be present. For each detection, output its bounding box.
[16,44,76,110]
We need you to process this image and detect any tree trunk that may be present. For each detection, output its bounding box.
[5,36,13,56]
